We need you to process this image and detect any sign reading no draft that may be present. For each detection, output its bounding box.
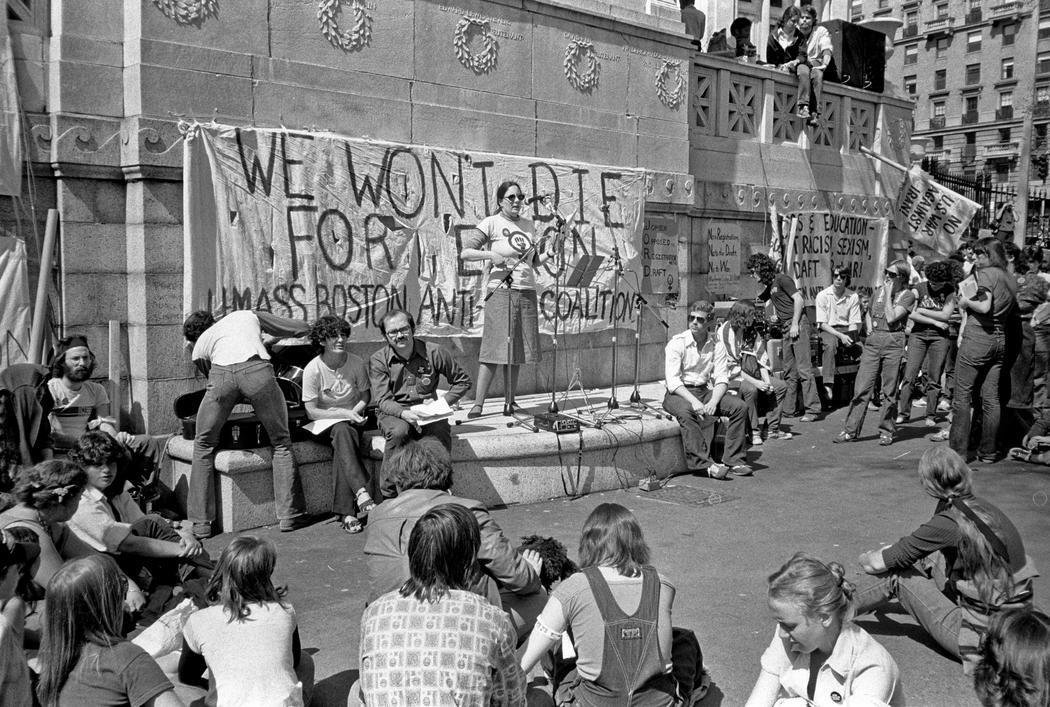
[184,124,648,341]
[777,212,889,303]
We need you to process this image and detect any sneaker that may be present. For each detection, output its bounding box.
[868,401,880,411]
[930,428,950,442]
[707,463,729,480]
[797,105,810,119]
[937,399,952,412]
[752,432,764,446]
[914,399,928,408]
[729,464,754,477]
[879,434,893,446]
[807,112,821,127]
[833,431,855,443]
[769,430,794,440]
[895,414,909,424]
[799,415,819,423]
[925,417,938,428]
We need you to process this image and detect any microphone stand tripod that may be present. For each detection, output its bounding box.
[626,286,673,420]
[482,248,537,432]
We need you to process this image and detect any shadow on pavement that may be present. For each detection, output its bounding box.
[313,668,357,706]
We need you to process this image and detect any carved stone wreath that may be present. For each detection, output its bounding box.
[454,17,498,75]
[564,40,600,92]
[151,0,218,25]
[655,60,685,110]
[317,0,373,52]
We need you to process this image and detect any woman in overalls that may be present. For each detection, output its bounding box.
[520,503,708,705]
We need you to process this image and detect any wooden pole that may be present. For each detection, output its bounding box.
[1015,98,1035,246]
[859,145,909,174]
[28,208,59,364]
[108,320,121,431]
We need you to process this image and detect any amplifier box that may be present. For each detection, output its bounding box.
[534,412,581,434]
[823,19,885,94]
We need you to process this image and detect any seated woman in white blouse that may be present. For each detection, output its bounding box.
[746,552,904,707]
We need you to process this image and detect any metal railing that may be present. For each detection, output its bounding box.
[962,111,980,124]
[930,115,947,128]
[995,106,1014,120]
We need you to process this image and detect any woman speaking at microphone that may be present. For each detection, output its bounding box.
[461,180,561,418]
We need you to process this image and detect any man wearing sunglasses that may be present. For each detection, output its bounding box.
[814,267,862,404]
[662,300,751,479]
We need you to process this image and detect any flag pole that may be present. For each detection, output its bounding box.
[859,146,908,174]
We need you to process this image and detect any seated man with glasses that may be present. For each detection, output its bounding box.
[662,300,751,479]
[814,267,862,404]
[368,309,472,499]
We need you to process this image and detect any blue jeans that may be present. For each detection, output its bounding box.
[843,330,905,437]
[854,557,961,661]
[898,331,951,418]
[189,359,304,527]
[781,317,821,417]
[663,387,748,469]
[949,331,1005,459]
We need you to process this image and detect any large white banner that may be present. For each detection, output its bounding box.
[0,11,22,197]
[184,124,648,341]
[895,166,980,255]
[0,236,31,368]
[771,209,889,303]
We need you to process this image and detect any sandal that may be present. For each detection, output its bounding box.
[359,499,376,515]
[467,404,484,419]
[341,515,364,534]
[1009,447,1033,462]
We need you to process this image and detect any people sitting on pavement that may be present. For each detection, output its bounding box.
[178,535,314,707]
[0,529,39,706]
[897,259,961,427]
[855,446,1037,675]
[356,504,526,706]
[745,552,903,706]
[834,260,915,446]
[182,309,312,538]
[520,502,709,706]
[814,266,861,405]
[663,300,751,480]
[368,309,472,499]
[718,299,792,445]
[301,314,375,534]
[748,253,823,422]
[973,607,1050,707]
[363,437,545,644]
[36,554,183,706]
[66,432,212,625]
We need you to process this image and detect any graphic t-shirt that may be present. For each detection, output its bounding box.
[47,378,108,445]
[302,353,370,411]
[467,213,538,290]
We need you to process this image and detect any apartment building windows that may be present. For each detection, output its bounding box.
[851,0,863,19]
[1038,85,1050,104]
[999,92,1012,109]
[905,44,918,64]
[998,127,1011,142]
[1040,17,1050,39]
[935,69,947,90]
[1040,51,1050,75]
[967,30,981,53]
[1002,23,1016,46]
[962,132,976,165]
[905,9,918,33]
[936,1,949,18]
[904,75,918,95]
[937,37,951,59]
[878,0,889,9]
[932,100,946,128]
[1001,58,1014,80]
[966,64,981,84]
[932,135,944,150]
[967,0,982,21]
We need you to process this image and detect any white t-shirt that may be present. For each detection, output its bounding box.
[68,484,145,553]
[48,378,109,446]
[191,310,270,366]
[301,353,369,411]
[183,602,303,707]
[471,213,539,290]
[802,25,832,66]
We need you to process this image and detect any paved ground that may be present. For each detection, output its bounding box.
[206,405,1050,707]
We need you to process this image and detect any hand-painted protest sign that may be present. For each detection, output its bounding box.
[640,215,679,294]
[0,236,31,368]
[771,210,889,303]
[184,124,648,341]
[895,166,980,255]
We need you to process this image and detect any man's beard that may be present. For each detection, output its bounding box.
[65,364,93,382]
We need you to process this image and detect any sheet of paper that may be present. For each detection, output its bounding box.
[303,418,343,435]
[411,396,453,424]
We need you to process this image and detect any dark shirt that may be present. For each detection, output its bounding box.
[758,274,802,324]
[368,340,472,417]
[870,286,916,333]
[968,266,1018,335]
[911,281,955,336]
[881,494,1027,581]
[766,28,800,66]
[57,641,171,707]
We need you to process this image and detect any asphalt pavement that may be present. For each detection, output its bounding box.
[209,406,1050,706]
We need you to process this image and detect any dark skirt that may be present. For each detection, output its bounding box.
[479,287,541,365]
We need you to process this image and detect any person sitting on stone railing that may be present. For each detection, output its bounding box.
[794,5,832,125]
[766,6,802,69]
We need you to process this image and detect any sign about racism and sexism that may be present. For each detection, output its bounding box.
[183,124,649,341]
[772,210,889,303]
[640,215,679,295]
[895,166,980,255]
